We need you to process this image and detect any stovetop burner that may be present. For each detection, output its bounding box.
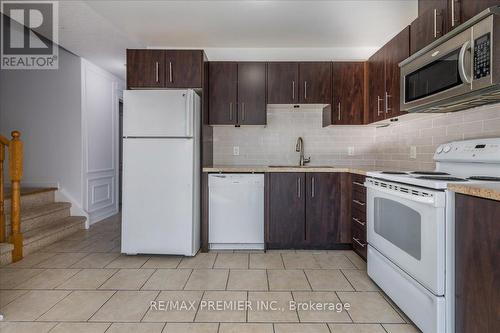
[381,171,409,175]
[411,171,450,175]
[468,176,500,181]
[416,176,468,181]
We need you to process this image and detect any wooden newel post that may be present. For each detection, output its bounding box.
[0,144,5,242]
[8,131,23,262]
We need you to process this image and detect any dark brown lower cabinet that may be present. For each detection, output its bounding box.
[268,173,306,249]
[455,194,500,333]
[305,173,342,247]
[351,174,367,260]
[267,172,349,249]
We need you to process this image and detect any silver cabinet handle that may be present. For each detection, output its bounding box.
[169,61,173,83]
[353,217,366,226]
[229,102,233,121]
[304,81,308,100]
[451,0,456,27]
[433,9,442,38]
[292,80,295,101]
[311,177,315,198]
[377,96,383,116]
[353,181,364,187]
[155,62,159,82]
[241,102,245,121]
[385,92,391,114]
[353,199,366,206]
[353,237,366,247]
[337,102,341,121]
[297,177,301,198]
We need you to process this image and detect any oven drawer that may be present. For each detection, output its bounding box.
[351,208,366,230]
[352,223,367,259]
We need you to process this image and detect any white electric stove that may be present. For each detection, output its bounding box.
[364,138,500,333]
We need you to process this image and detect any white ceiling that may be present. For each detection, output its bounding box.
[57,0,418,79]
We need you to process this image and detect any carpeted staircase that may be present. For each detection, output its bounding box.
[0,188,86,265]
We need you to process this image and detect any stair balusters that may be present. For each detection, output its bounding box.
[0,131,24,262]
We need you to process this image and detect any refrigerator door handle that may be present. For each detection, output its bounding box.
[185,91,193,137]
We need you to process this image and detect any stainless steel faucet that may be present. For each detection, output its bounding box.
[295,137,311,166]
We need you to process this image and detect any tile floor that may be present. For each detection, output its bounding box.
[0,214,421,332]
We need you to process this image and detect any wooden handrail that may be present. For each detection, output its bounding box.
[0,131,23,262]
[0,135,9,147]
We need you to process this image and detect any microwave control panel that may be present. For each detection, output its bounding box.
[474,33,490,79]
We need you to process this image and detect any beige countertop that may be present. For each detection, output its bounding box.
[448,183,500,202]
[202,165,378,176]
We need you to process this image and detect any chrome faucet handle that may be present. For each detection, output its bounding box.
[303,157,311,164]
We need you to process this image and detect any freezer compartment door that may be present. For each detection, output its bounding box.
[123,90,195,137]
[121,138,198,256]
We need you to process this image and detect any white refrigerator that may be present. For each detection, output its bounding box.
[121,89,200,256]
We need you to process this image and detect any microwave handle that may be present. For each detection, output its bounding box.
[458,41,472,84]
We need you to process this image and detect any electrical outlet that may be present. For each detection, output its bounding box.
[410,146,417,159]
[348,147,355,156]
[233,146,240,156]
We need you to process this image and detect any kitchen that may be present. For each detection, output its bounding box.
[1,1,499,333]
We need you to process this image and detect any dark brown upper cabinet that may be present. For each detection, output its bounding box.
[368,26,410,123]
[208,62,238,125]
[299,62,332,104]
[267,62,299,104]
[385,26,410,118]
[412,0,498,55]
[208,62,266,126]
[460,0,499,22]
[327,62,365,125]
[410,5,446,55]
[237,62,267,125]
[165,50,204,88]
[127,49,204,89]
[127,49,166,89]
[368,47,386,123]
[268,173,306,249]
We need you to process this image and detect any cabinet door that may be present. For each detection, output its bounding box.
[305,173,342,247]
[460,0,499,23]
[127,49,166,89]
[410,6,446,55]
[238,62,267,125]
[299,62,332,104]
[268,173,305,249]
[455,194,500,333]
[209,62,238,125]
[165,50,203,88]
[332,62,365,125]
[385,26,410,118]
[368,48,386,123]
[267,62,299,104]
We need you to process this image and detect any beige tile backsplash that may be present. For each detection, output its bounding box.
[213,104,500,170]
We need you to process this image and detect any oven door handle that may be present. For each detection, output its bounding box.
[458,40,471,84]
[364,183,440,206]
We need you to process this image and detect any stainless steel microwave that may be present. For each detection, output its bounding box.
[400,6,500,113]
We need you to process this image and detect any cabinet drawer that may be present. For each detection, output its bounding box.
[352,190,367,211]
[352,223,367,259]
[351,174,366,186]
[351,208,366,230]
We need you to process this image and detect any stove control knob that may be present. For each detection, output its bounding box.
[443,145,452,153]
[436,146,444,154]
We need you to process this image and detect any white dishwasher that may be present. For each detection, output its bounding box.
[209,174,264,250]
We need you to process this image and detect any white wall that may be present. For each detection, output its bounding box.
[81,59,123,224]
[0,46,83,203]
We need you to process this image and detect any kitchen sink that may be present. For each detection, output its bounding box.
[268,165,334,168]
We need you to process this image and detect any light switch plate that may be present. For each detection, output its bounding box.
[348,147,355,156]
[410,146,417,159]
[233,146,240,156]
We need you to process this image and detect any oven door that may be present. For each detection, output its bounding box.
[401,28,473,112]
[365,179,446,295]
